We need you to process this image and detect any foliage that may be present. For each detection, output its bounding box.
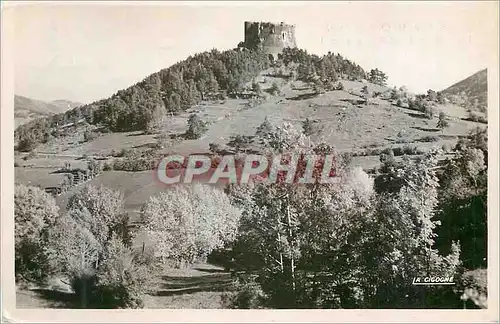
[14,184,60,283]
[367,68,388,86]
[227,135,253,153]
[255,117,273,140]
[467,111,488,124]
[112,149,155,172]
[437,111,450,130]
[185,114,208,139]
[457,268,487,308]
[436,128,487,269]
[223,274,268,309]
[301,118,321,137]
[209,142,221,154]
[259,122,307,153]
[92,234,153,309]
[419,135,439,143]
[15,48,271,146]
[281,48,365,82]
[46,185,149,308]
[228,147,462,308]
[139,184,241,267]
[268,82,281,96]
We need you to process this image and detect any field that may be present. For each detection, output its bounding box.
[14,73,487,308]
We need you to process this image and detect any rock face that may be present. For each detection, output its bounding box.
[242,21,297,59]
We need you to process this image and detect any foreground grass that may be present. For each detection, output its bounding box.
[16,263,232,309]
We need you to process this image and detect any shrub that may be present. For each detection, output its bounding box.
[224,276,267,309]
[103,162,113,171]
[15,184,60,283]
[47,186,145,308]
[185,114,208,139]
[17,137,38,152]
[467,111,488,124]
[83,129,98,142]
[437,111,450,129]
[269,82,281,96]
[209,143,221,154]
[393,145,419,156]
[92,234,151,309]
[442,143,453,153]
[419,135,440,142]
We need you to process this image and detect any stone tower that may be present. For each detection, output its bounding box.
[242,21,297,59]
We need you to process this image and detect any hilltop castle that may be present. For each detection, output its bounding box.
[241,21,297,59]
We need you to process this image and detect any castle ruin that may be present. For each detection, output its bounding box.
[242,21,297,59]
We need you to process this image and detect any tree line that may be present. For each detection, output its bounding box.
[15,46,377,152]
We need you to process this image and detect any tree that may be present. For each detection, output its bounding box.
[437,111,450,131]
[252,81,262,96]
[269,82,281,96]
[261,123,307,153]
[427,89,438,102]
[302,118,320,137]
[67,185,127,246]
[185,114,208,139]
[228,135,253,153]
[228,149,461,309]
[15,184,60,283]
[367,68,388,86]
[139,184,241,267]
[17,132,38,152]
[228,164,377,308]
[93,234,153,308]
[46,185,146,308]
[256,117,273,140]
[359,151,461,308]
[47,210,102,306]
[422,102,436,119]
[209,142,221,154]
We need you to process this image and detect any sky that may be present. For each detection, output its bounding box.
[9,1,499,104]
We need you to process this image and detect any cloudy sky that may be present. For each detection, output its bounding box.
[9,1,498,103]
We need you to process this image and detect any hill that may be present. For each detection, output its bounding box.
[15,95,82,128]
[441,69,487,112]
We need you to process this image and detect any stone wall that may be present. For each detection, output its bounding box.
[243,21,297,58]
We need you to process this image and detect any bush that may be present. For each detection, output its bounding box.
[467,112,488,124]
[111,149,155,172]
[419,135,440,142]
[92,235,151,309]
[47,186,146,308]
[83,129,98,142]
[269,82,281,96]
[15,184,60,283]
[17,136,38,152]
[224,276,267,309]
[392,145,419,156]
[185,114,208,139]
[103,162,113,171]
[209,143,221,154]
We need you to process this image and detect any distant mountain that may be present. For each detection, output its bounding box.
[15,95,82,128]
[441,69,487,111]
